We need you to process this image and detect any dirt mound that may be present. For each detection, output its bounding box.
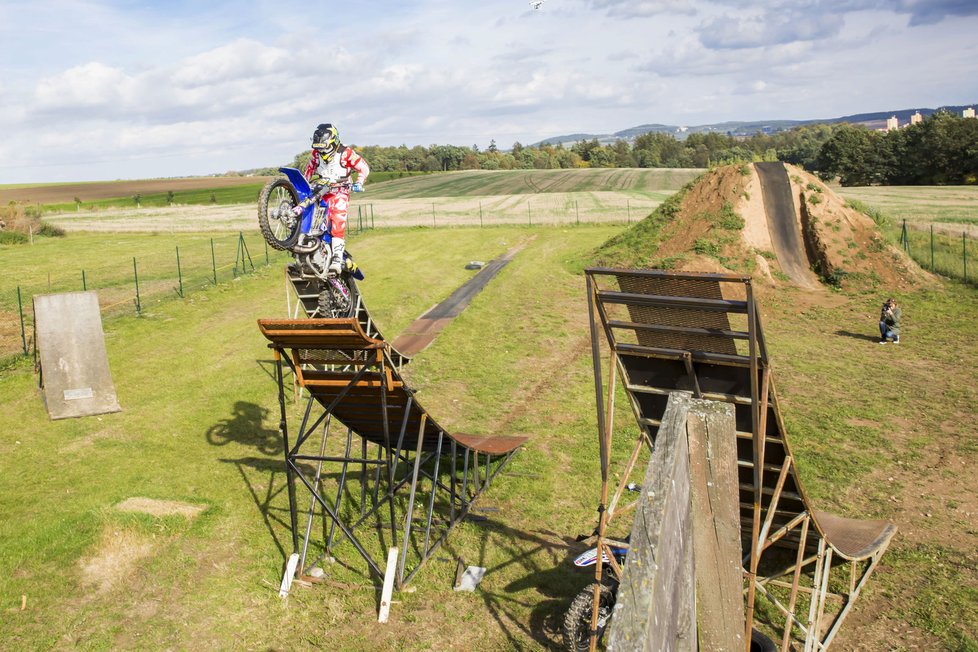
[596,163,929,293]
[783,165,929,290]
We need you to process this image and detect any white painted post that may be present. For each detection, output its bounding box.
[378,547,399,623]
[279,552,300,598]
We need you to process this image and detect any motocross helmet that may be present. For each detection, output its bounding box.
[312,123,341,161]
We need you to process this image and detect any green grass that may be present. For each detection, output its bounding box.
[836,185,978,227]
[361,168,704,200]
[1,224,977,649]
[0,225,624,649]
[42,184,268,212]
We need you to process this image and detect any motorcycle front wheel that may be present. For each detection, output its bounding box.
[562,583,615,652]
[258,178,301,251]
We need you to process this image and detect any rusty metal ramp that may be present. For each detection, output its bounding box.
[257,317,526,588]
[284,266,410,369]
[585,268,895,649]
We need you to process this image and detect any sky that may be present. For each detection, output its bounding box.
[1,0,976,183]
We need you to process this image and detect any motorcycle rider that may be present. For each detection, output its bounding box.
[292,123,369,275]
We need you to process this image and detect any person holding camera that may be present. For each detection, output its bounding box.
[879,298,901,344]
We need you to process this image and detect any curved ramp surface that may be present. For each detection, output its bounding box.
[257,317,526,587]
[755,162,819,288]
[585,268,894,649]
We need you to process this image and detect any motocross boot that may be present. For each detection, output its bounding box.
[329,237,345,275]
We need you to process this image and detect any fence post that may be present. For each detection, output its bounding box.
[432,203,436,228]
[930,224,935,271]
[82,270,87,291]
[371,203,375,229]
[479,201,483,228]
[17,286,27,355]
[240,232,254,272]
[132,257,141,315]
[211,238,217,284]
[176,246,184,297]
[965,232,969,283]
[527,201,531,226]
[265,239,269,266]
[576,200,580,225]
[901,219,908,251]
[627,199,631,224]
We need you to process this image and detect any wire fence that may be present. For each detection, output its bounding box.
[44,194,664,233]
[0,231,291,362]
[3,196,661,362]
[897,219,975,286]
[346,195,660,229]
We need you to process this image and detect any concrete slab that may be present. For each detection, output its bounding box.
[34,291,122,420]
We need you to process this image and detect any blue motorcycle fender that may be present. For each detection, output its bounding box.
[278,167,311,196]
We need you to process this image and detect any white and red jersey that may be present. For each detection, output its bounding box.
[304,146,369,186]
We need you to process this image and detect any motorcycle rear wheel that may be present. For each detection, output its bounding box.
[563,583,615,652]
[258,178,301,251]
[316,275,359,319]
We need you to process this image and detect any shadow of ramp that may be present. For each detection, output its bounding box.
[437,517,585,650]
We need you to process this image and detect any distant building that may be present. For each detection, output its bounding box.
[910,111,923,125]
[964,107,976,119]
[885,116,899,131]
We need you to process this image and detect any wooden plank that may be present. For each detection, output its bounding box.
[686,399,745,651]
[608,392,695,652]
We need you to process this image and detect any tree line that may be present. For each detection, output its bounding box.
[265,110,976,186]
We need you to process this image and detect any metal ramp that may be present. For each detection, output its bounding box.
[585,268,895,650]
[34,291,122,420]
[258,317,526,588]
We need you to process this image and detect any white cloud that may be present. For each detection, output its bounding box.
[34,62,132,109]
[0,0,976,182]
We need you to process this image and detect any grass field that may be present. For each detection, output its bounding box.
[835,185,978,233]
[35,168,696,233]
[0,177,275,208]
[1,222,977,650]
[835,185,978,286]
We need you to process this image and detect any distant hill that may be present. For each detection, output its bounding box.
[532,103,978,147]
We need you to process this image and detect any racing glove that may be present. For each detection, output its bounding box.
[352,182,363,193]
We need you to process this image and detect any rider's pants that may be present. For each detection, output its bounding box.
[323,190,350,239]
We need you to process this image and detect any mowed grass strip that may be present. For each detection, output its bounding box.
[361,168,705,200]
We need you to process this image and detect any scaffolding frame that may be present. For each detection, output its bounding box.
[261,319,525,589]
[584,268,895,650]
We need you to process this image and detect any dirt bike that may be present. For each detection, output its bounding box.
[562,545,628,651]
[562,543,778,651]
[257,167,363,319]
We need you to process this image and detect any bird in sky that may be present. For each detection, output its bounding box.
[529,1,544,10]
